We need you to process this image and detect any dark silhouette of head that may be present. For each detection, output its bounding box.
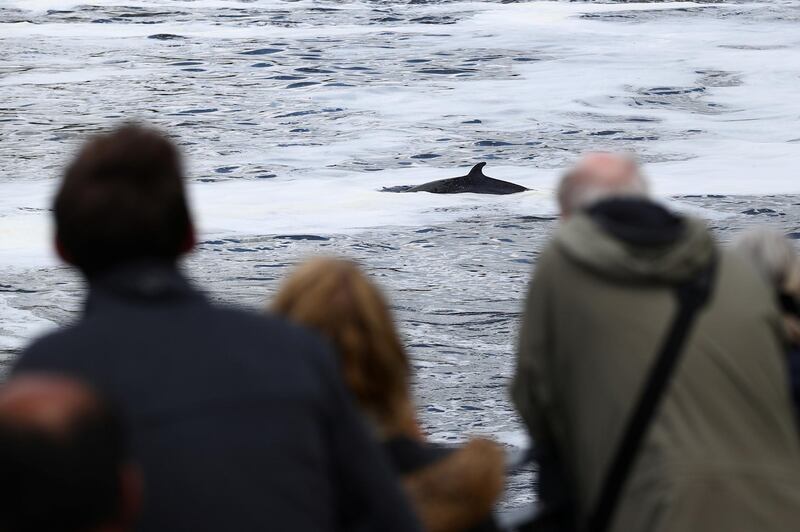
[54,123,194,277]
[0,374,141,532]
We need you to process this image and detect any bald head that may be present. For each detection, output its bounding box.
[0,375,100,434]
[0,374,139,532]
[557,153,649,218]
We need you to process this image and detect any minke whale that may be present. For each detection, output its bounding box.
[383,162,527,195]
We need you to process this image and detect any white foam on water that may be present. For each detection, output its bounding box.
[311,1,799,195]
[1,0,799,267]
[0,295,57,351]
[0,20,413,40]
[4,0,259,10]
[492,429,531,450]
[0,66,146,86]
[0,180,59,267]
[1,0,798,456]
[189,168,555,238]
[0,158,743,269]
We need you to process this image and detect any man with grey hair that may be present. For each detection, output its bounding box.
[512,154,800,531]
[557,152,649,217]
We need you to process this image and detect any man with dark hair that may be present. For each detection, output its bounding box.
[13,124,421,532]
[0,374,141,532]
[53,124,193,275]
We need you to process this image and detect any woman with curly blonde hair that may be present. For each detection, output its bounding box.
[272,257,504,532]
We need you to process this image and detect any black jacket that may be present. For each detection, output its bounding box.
[13,261,421,532]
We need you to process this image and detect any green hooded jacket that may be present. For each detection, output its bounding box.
[512,201,800,532]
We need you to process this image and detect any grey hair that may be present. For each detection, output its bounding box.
[556,166,649,217]
[732,228,800,289]
[556,152,650,216]
[557,177,649,215]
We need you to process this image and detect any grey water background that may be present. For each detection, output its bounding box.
[2,0,800,510]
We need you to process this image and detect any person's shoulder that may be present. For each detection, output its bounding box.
[717,249,772,297]
[712,249,782,323]
[539,240,564,267]
[205,303,337,370]
[14,324,88,374]
[719,247,759,277]
[526,239,567,283]
[208,303,324,344]
[220,307,345,402]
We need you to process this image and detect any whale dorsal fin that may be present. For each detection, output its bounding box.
[467,162,487,179]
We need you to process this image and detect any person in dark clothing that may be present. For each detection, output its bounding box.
[13,124,421,532]
[272,257,505,532]
[0,374,141,532]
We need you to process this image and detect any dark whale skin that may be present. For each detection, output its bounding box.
[383,162,527,195]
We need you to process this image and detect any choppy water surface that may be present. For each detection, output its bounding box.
[2,0,800,510]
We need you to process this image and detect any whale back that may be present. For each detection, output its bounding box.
[384,162,527,195]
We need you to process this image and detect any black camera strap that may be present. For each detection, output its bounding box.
[585,258,717,532]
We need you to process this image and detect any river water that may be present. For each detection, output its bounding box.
[1,0,799,510]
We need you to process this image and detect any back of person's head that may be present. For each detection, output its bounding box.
[272,257,418,438]
[733,228,800,293]
[54,123,193,277]
[0,374,141,532]
[557,152,649,218]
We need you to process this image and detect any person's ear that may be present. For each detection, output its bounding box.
[180,223,196,255]
[118,463,144,529]
[54,235,74,265]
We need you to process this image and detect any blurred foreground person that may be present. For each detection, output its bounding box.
[512,153,800,532]
[273,258,505,532]
[734,227,800,422]
[13,124,421,532]
[0,374,140,532]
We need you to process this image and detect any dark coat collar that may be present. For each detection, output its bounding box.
[85,260,202,313]
[587,198,685,247]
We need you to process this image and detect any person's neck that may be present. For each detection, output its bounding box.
[88,258,179,282]
[85,258,196,305]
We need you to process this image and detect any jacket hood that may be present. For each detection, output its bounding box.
[557,199,715,284]
[404,438,504,532]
